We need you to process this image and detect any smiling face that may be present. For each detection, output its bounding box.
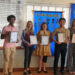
[42,24,48,30]
[59,20,66,27]
[7,15,16,26]
[9,18,15,25]
[27,21,33,30]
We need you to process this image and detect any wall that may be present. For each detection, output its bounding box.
[0,0,74,69]
[0,49,62,68]
[25,0,75,6]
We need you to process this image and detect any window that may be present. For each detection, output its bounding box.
[27,5,33,21]
[0,2,17,46]
[0,1,24,47]
[27,5,70,29]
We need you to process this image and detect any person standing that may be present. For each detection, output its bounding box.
[67,19,75,74]
[52,18,70,75]
[34,22,52,73]
[21,21,34,75]
[1,15,18,75]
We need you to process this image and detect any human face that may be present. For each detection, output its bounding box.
[28,22,33,30]
[59,20,66,28]
[42,24,48,30]
[9,18,15,25]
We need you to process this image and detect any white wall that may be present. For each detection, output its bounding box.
[25,0,75,5]
[0,49,62,68]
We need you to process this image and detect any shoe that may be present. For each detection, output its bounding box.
[69,72,73,74]
[27,70,32,74]
[54,72,57,75]
[43,70,48,73]
[23,72,27,75]
[60,70,64,75]
[54,71,57,75]
[37,70,42,73]
[72,72,75,74]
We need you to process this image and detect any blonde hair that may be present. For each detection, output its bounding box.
[25,21,34,33]
[70,19,75,30]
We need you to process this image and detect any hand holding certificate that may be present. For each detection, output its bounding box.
[41,36,49,45]
[58,33,65,43]
[72,34,75,43]
[10,31,18,43]
[30,35,38,45]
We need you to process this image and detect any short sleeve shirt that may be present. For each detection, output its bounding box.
[2,25,18,48]
[53,28,70,42]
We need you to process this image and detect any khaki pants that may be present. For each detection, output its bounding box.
[3,47,16,75]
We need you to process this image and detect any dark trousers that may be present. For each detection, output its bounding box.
[54,43,67,72]
[43,56,47,63]
[24,46,33,69]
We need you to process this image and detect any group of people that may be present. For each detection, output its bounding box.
[1,15,75,75]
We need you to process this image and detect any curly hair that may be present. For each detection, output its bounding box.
[7,15,16,22]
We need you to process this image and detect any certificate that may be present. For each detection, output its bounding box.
[72,34,75,43]
[58,33,65,43]
[30,35,38,45]
[10,31,18,43]
[41,36,49,45]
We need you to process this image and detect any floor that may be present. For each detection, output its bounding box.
[0,69,74,75]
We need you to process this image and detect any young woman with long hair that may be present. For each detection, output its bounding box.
[21,21,34,75]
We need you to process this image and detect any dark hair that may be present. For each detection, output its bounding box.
[41,22,48,30]
[59,18,66,22]
[7,15,16,22]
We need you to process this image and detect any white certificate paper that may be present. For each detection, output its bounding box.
[10,32,18,43]
[30,35,38,45]
[58,33,64,43]
[41,36,49,45]
[72,34,75,43]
